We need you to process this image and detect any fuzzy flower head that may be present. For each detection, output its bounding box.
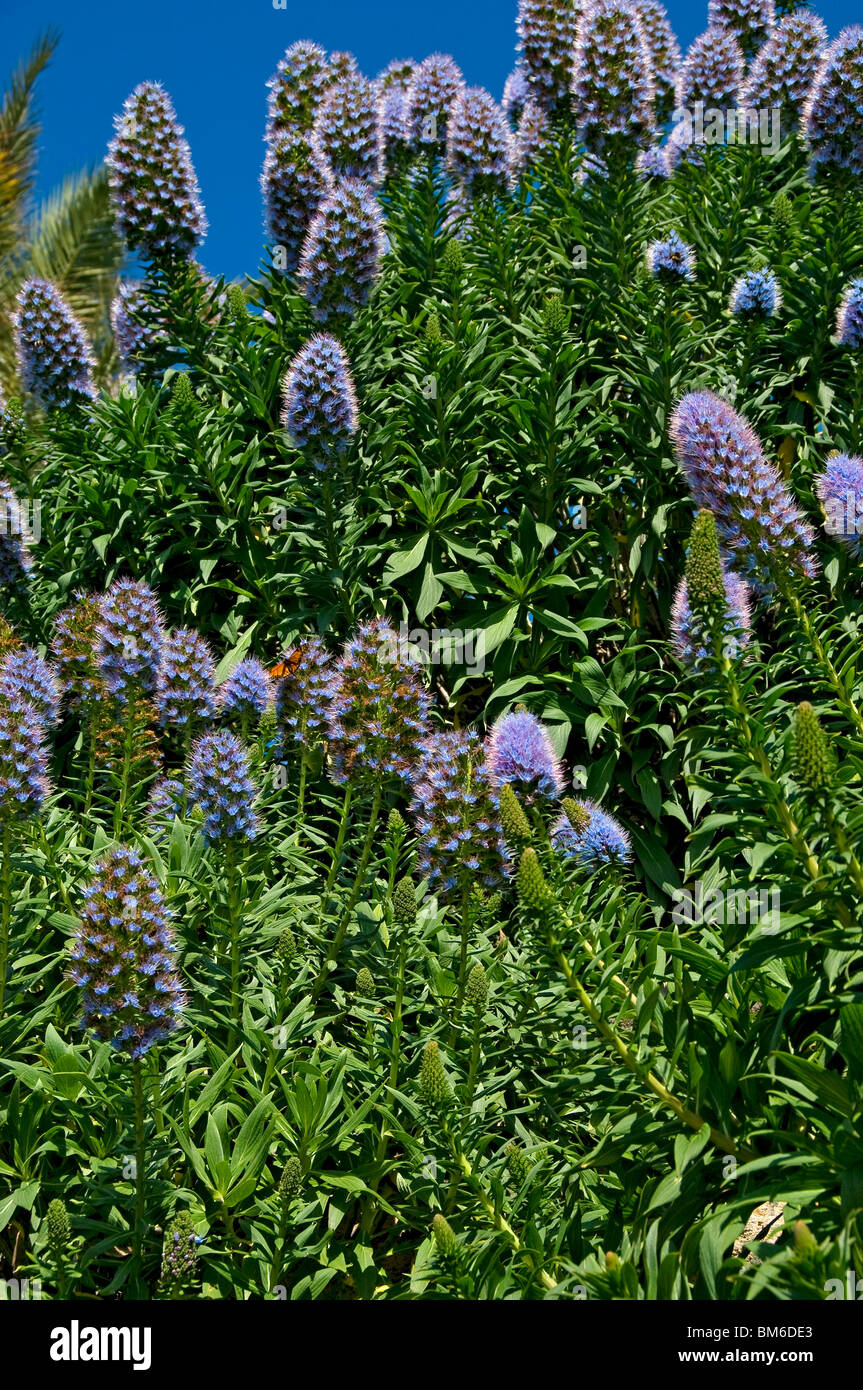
[403,54,464,147]
[188,729,259,843]
[281,334,359,469]
[107,82,207,258]
[730,268,782,318]
[646,230,696,281]
[14,279,96,410]
[220,659,272,721]
[0,647,59,726]
[69,846,185,1058]
[327,51,359,86]
[261,131,330,274]
[671,568,753,666]
[51,592,102,707]
[326,619,430,787]
[804,26,863,178]
[312,73,382,182]
[273,637,334,747]
[670,391,818,598]
[0,702,49,823]
[515,99,551,172]
[446,87,514,198]
[96,579,165,703]
[0,479,33,591]
[707,0,774,59]
[156,629,216,731]
[410,729,509,900]
[675,27,744,111]
[836,279,863,348]
[636,145,671,180]
[486,709,565,803]
[516,0,582,110]
[266,41,330,134]
[375,59,417,96]
[297,177,386,324]
[743,11,827,122]
[111,281,153,369]
[147,776,186,823]
[377,88,411,173]
[571,0,656,153]
[552,799,631,873]
[816,453,863,554]
[633,0,682,123]
[503,67,530,125]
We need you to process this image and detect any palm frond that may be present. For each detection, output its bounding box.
[0,30,60,264]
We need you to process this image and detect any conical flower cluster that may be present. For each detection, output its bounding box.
[676,27,744,111]
[516,0,581,109]
[815,453,863,554]
[836,279,863,348]
[274,637,334,746]
[261,131,330,273]
[156,629,217,730]
[69,846,185,1058]
[446,87,514,198]
[312,73,381,181]
[220,659,272,720]
[792,702,835,793]
[707,0,774,59]
[633,0,681,123]
[14,280,96,410]
[96,579,165,703]
[111,282,153,369]
[375,59,417,97]
[282,334,359,469]
[552,798,631,871]
[515,100,550,172]
[410,728,509,899]
[486,709,564,802]
[188,729,259,842]
[671,565,752,667]
[804,26,863,178]
[571,1,656,153]
[670,391,818,597]
[0,700,50,822]
[0,647,59,726]
[743,11,827,122]
[403,54,464,147]
[502,67,530,125]
[52,592,102,707]
[107,82,207,258]
[266,40,330,135]
[297,177,386,324]
[326,619,430,786]
[637,145,671,180]
[646,231,696,281]
[729,268,782,318]
[378,88,411,174]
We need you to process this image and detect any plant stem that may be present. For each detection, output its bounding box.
[226,842,242,1024]
[0,823,11,1017]
[312,785,382,998]
[132,1056,146,1268]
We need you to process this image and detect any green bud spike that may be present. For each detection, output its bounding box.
[355,966,375,997]
[393,875,417,925]
[498,783,532,849]
[419,1039,451,1105]
[772,192,793,229]
[505,1141,533,1186]
[276,925,297,963]
[440,239,463,277]
[465,962,488,1014]
[425,310,443,345]
[793,701,835,792]
[46,1198,70,1250]
[685,510,727,632]
[517,848,554,911]
[279,1155,303,1201]
[225,284,247,319]
[793,1220,817,1257]
[387,807,407,841]
[170,371,195,411]
[562,796,591,834]
[542,294,570,336]
[431,1212,457,1259]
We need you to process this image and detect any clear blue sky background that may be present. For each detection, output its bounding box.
[2,0,857,281]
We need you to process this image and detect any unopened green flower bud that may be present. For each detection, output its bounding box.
[432,1212,457,1259]
[441,239,463,277]
[542,294,570,336]
[793,1220,817,1257]
[499,783,532,850]
[46,1198,69,1250]
[387,807,407,842]
[170,371,196,412]
[419,1039,450,1105]
[355,967,375,997]
[685,511,726,626]
[562,796,591,834]
[465,962,488,1014]
[793,701,834,792]
[425,310,443,345]
[506,1142,532,1186]
[605,1250,621,1271]
[772,192,793,230]
[393,875,417,925]
[517,848,554,911]
[279,1155,303,1201]
[225,283,247,319]
[276,925,297,963]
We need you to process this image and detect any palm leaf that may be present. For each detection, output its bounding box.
[0,30,60,265]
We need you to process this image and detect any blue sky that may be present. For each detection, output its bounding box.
[2,0,857,280]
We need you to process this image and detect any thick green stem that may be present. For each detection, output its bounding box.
[313,786,382,998]
[0,822,11,1017]
[132,1057,146,1266]
[226,842,242,1024]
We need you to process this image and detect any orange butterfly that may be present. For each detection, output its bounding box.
[270,646,305,681]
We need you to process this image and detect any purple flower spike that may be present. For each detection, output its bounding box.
[410,729,509,900]
[0,647,59,726]
[633,0,682,122]
[220,659,272,720]
[729,268,782,318]
[148,776,186,822]
[675,27,744,111]
[552,800,631,872]
[374,59,417,96]
[111,281,154,370]
[446,87,514,198]
[836,279,863,348]
[52,592,102,707]
[804,26,863,178]
[743,11,827,122]
[637,145,671,180]
[261,131,330,274]
[707,0,775,58]
[282,333,359,469]
[107,82,207,259]
[326,619,430,787]
[486,709,565,803]
[298,177,386,324]
[515,99,551,172]
[188,729,259,843]
[14,279,96,410]
[403,54,464,147]
[671,566,753,666]
[69,846,185,1058]
[516,0,581,110]
[502,67,530,126]
[274,636,334,746]
[156,629,217,730]
[96,579,166,703]
[266,40,330,135]
[0,702,50,822]
[571,0,656,154]
[312,73,382,182]
[816,454,863,554]
[670,391,818,598]
[646,231,696,281]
